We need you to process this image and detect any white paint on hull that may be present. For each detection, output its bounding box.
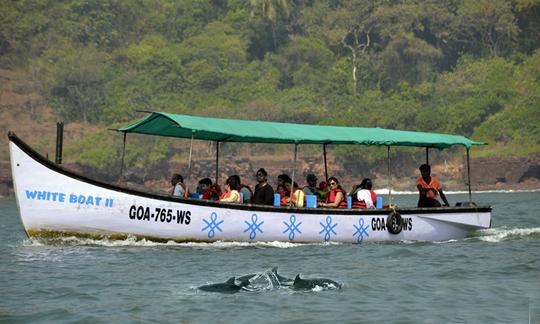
[9,139,491,243]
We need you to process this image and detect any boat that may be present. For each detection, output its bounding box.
[8,112,492,243]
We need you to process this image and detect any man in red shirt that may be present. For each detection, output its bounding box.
[417,164,450,207]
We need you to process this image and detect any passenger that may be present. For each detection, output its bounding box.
[171,173,187,197]
[284,180,305,207]
[318,177,347,208]
[417,164,450,207]
[276,184,288,206]
[220,176,241,203]
[231,174,253,204]
[317,181,329,201]
[303,173,318,197]
[351,178,376,209]
[277,174,291,203]
[253,168,274,205]
[198,178,221,201]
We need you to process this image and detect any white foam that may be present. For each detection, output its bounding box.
[476,227,540,242]
[24,236,335,248]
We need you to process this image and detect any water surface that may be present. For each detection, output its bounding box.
[1,192,539,323]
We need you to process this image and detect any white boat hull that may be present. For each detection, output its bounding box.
[9,133,492,243]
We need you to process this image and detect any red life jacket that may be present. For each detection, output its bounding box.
[370,190,377,205]
[351,197,367,209]
[326,188,347,208]
[351,190,377,209]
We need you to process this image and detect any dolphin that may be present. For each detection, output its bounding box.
[198,277,250,294]
[270,267,293,286]
[292,274,342,290]
[237,273,258,282]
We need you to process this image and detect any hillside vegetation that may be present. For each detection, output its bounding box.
[1,0,539,177]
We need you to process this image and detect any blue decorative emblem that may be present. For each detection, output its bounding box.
[319,216,338,241]
[202,212,224,239]
[353,218,369,243]
[283,215,302,241]
[244,213,264,240]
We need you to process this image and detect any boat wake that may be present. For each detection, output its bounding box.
[470,226,540,242]
[24,236,338,248]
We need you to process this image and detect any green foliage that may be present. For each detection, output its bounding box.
[2,0,539,169]
[47,44,111,123]
[66,129,171,181]
[417,57,516,136]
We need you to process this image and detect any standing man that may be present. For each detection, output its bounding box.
[253,168,274,205]
[417,164,450,207]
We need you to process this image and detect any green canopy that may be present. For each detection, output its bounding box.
[117,112,485,149]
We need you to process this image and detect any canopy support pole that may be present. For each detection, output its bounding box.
[55,122,64,165]
[323,144,328,181]
[119,132,127,183]
[426,147,429,165]
[387,145,392,206]
[186,132,195,197]
[215,141,220,185]
[466,148,472,204]
[290,143,298,205]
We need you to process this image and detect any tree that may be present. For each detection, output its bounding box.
[48,45,110,123]
[340,25,371,96]
[453,0,518,57]
[250,0,290,50]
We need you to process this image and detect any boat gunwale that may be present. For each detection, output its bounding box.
[8,131,492,216]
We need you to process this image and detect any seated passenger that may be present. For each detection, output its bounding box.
[171,173,187,197]
[284,180,305,207]
[317,181,329,201]
[277,174,291,203]
[231,174,253,204]
[253,168,274,205]
[198,178,221,201]
[417,164,450,207]
[303,174,318,195]
[276,184,288,206]
[220,176,241,203]
[318,177,347,208]
[351,178,376,209]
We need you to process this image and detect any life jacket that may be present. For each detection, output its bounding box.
[351,193,367,209]
[326,188,347,208]
[220,191,231,200]
[220,190,240,203]
[351,189,377,209]
[279,189,290,206]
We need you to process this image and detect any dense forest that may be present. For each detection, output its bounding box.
[1,0,539,179]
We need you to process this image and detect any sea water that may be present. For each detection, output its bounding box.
[0,192,539,323]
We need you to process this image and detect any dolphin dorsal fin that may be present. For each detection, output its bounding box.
[294,274,301,283]
[226,277,236,284]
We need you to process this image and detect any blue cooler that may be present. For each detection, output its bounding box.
[306,195,317,208]
[274,193,281,206]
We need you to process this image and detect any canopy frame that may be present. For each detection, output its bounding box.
[117,112,484,203]
[117,112,485,149]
